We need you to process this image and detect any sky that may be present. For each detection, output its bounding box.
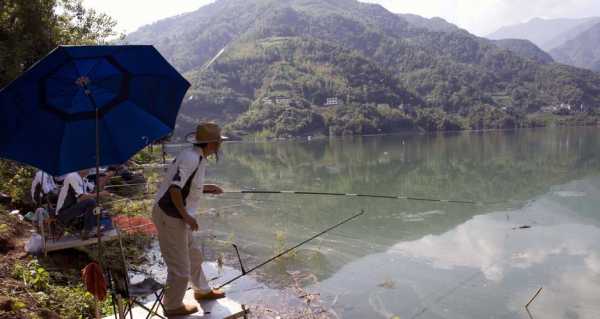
[83,0,600,36]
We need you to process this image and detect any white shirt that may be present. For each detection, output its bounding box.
[155,147,207,216]
[56,173,92,213]
[31,170,57,200]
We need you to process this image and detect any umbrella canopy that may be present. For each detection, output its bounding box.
[0,45,190,176]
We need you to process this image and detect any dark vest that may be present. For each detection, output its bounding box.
[60,184,78,214]
[158,156,202,219]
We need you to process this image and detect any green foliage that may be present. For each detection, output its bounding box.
[12,259,113,318]
[326,103,415,135]
[110,198,153,216]
[13,260,50,291]
[56,0,119,45]
[493,39,554,64]
[0,223,9,237]
[0,160,35,204]
[0,0,118,87]
[131,146,161,164]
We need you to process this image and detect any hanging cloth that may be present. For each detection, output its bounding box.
[82,262,108,301]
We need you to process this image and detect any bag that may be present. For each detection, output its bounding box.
[25,234,43,254]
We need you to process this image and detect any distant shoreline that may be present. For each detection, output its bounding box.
[164,122,600,147]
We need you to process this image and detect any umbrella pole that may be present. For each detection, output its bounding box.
[95,107,102,257]
[84,87,115,318]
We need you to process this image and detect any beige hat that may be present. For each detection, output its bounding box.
[186,122,228,144]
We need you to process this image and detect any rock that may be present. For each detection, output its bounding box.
[0,296,13,311]
[9,210,24,221]
[39,309,61,319]
[0,192,10,205]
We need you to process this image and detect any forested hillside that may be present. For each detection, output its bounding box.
[127,0,600,138]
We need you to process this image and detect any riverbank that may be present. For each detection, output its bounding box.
[0,198,337,318]
[0,204,112,318]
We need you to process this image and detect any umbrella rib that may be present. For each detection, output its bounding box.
[86,59,104,79]
[75,58,102,79]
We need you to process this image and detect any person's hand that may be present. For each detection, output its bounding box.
[100,191,113,198]
[211,185,223,195]
[204,184,223,195]
[183,214,199,231]
[79,193,95,202]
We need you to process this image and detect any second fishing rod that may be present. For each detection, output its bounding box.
[216,209,366,289]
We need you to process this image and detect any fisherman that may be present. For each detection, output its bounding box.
[55,169,113,239]
[31,170,59,206]
[152,122,227,317]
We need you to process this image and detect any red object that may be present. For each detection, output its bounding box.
[82,262,107,301]
[112,215,157,236]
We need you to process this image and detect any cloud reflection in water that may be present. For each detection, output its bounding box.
[317,178,600,319]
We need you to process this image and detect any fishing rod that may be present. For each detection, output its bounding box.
[226,190,487,205]
[217,210,365,289]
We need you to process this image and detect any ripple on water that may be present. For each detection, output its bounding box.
[554,191,587,198]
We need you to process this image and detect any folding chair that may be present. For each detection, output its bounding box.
[113,228,166,319]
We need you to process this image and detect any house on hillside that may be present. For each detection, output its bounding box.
[261,96,291,105]
[542,103,573,115]
[262,97,274,105]
[324,97,339,106]
[275,96,291,105]
[559,103,572,111]
[540,106,555,113]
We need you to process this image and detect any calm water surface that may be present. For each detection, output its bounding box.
[154,127,600,318]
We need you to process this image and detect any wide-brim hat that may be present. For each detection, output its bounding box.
[185,122,228,144]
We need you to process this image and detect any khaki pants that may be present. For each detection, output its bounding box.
[152,205,210,310]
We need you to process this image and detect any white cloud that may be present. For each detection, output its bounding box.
[82,0,600,36]
[82,0,214,33]
[362,0,600,35]
[390,211,600,281]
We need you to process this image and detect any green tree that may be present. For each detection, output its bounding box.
[0,0,117,87]
[0,0,117,204]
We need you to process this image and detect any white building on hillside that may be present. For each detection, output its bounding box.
[324,97,339,106]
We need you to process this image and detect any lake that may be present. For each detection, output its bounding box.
[152,127,600,318]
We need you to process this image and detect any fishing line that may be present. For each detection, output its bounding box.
[216,210,366,289]
[225,190,500,206]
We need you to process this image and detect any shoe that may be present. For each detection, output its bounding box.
[194,289,226,301]
[164,303,198,317]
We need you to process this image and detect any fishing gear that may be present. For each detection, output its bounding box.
[217,210,365,289]
[226,190,488,205]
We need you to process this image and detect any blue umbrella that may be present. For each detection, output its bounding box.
[0,45,190,176]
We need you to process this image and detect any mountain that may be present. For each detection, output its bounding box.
[488,17,600,71]
[492,39,554,64]
[396,16,552,64]
[487,17,600,51]
[550,23,600,72]
[397,14,462,33]
[126,0,600,138]
[544,18,600,51]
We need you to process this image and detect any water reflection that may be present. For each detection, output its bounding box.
[316,176,600,319]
